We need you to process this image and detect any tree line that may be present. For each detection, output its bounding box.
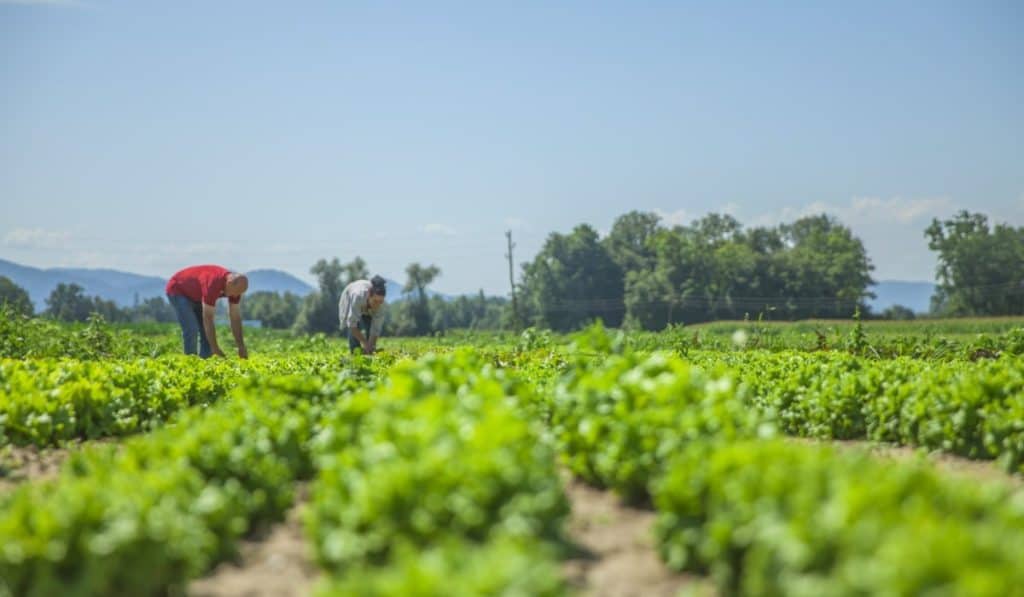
[0,278,178,323]
[516,209,1024,331]
[2,209,1021,333]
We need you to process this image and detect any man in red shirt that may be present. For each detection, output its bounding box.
[165,265,249,358]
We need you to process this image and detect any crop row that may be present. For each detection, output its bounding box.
[0,372,357,597]
[0,354,386,447]
[654,439,1024,596]
[690,350,1024,472]
[308,351,568,595]
[549,347,1024,596]
[0,352,569,596]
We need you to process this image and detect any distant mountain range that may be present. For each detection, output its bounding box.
[0,259,445,311]
[1,259,935,314]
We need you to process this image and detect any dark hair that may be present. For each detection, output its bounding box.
[370,275,387,296]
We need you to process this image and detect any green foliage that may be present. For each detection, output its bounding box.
[927,210,1024,316]
[44,283,95,322]
[3,318,1024,595]
[427,291,508,333]
[307,351,568,575]
[550,342,769,502]
[703,350,1024,471]
[0,277,32,317]
[844,305,869,355]
[880,303,917,320]
[317,536,565,597]
[521,224,625,331]
[0,309,176,360]
[0,352,366,447]
[402,262,441,336]
[624,213,876,328]
[293,257,347,335]
[603,210,661,273]
[0,384,336,597]
[653,440,1024,596]
[244,290,303,329]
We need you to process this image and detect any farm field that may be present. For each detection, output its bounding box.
[2,315,1024,596]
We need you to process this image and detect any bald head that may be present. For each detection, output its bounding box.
[226,272,249,297]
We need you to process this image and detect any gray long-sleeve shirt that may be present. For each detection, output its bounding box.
[338,279,386,337]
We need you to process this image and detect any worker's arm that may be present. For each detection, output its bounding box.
[367,311,384,353]
[349,325,369,353]
[202,303,225,357]
[229,302,247,359]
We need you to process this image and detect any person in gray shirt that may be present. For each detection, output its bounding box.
[339,275,387,354]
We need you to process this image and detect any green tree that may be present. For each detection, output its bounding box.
[520,224,624,331]
[246,291,303,329]
[623,214,875,328]
[777,214,875,318]
[428,290,509,333]
[623,227,701,329]
[403,263,441,336]
[88,297,128,323]
[129,297,177,323]
[0,276,33,317]
[342,256,370,286]
[926,210,1024,316]
[294,258,345,335]
[45,283,94,322]
[880,304,916,320]
[603,211,662,274]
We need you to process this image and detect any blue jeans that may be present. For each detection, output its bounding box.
[167,294,212,358]
[347,314,372,353]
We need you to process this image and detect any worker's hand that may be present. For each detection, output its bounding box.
[238,345,248,359]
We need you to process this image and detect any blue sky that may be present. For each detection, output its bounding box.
[2,0,1022,295]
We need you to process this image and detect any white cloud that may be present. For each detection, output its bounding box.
[751,196,954,228]
[421,223,457,236]
[847,197,953,223]
[653,208,689,227]
[3,228,71,249]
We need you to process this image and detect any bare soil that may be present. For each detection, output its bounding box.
[0,438,123,494]
[1,443,76,492]
[189,485,319,597]
[185,474,709,597]
[561,474,710,597]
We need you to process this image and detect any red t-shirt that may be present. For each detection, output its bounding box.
[166,265,241,306]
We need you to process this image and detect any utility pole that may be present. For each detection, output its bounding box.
[505,230,520,331]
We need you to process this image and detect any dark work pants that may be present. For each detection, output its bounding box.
[347,314,373,353]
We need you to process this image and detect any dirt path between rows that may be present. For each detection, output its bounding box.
[0,439,119,493]
[190,485,319,597]
[0,445,69,492]
[561,475,710,597]
[185,474,708,597]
